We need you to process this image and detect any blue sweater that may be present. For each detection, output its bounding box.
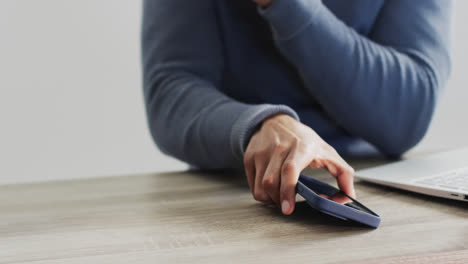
[142,0,452,169]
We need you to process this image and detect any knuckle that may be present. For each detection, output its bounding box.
[273,143,288,154]
[257,148,270,159]
[253,191,261,201]
[282,161,296,176]
[244,141,256,156]
[253,190,267,202]
[243,153,252,167]
[262,176,275,189]
[291,136,301,146]
[243,148,250,159]
[340,165,354,179]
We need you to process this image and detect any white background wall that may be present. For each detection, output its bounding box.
[0,0,186,185]
[0,1,467,185]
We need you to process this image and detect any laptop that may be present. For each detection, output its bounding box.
[355,148,468,202]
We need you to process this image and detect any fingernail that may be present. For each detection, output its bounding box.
[281,200,290,214]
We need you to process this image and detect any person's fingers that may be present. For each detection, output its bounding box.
[280,145,313,215]
[253,154,271,203]
[262,146,289,205]
[321,149,356,198]
[327,192,353,204]
[243,150,255,196]
[335,163,356,198]
[307,146,356,200]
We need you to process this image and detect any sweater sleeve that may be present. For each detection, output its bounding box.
[142,0,299,169]
[259,0,452,156]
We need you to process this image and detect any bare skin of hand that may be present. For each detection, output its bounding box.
[252,0,273,8]
[243,114,356,215]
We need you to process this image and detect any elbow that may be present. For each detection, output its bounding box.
[146,102,227,170]
[377,67,440,157]
[147,112,176,158]
[376,55,447,157]
[376,111,434,157]
[149,124,224,170]
[376,125,429,158]
[144,79,183,162]
[378,105,436,158]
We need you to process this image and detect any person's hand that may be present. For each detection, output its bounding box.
[243,114,355,215]
[252,0,273,9]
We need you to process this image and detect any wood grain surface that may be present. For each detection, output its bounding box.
[1,158,467,263]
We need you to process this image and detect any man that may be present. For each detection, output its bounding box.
[142,0,452,215]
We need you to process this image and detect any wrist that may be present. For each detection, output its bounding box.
[264,113,297,125]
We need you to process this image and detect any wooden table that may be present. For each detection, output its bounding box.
[1,158,467,263]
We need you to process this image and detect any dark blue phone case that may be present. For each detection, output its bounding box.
[296,174,381,228]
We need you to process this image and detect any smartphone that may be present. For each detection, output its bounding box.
[296,174,381,228]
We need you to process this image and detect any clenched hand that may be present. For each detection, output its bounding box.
[243,114,356,215]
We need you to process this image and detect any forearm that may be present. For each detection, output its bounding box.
[259,0,452,155]
[143,0,298,168]
[273,20,437,156]
[145,69,299,169]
